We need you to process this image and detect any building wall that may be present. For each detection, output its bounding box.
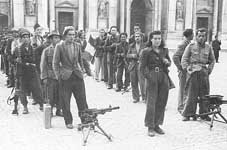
[4,0,227,49]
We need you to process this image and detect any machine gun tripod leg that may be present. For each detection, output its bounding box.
[78,120,113,146]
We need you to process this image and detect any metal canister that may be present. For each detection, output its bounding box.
[44,103,51,129]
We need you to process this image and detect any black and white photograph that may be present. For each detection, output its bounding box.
[0,0,227,149]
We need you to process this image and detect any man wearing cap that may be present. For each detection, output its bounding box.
[13,28,44,114]
[40,31,63,116]
[53,26,88,129]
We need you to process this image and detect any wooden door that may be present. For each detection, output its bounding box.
[58,12,73,35]
[130,0,146,34]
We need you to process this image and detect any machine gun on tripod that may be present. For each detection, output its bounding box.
[196,95,227,129]
[77,105,120,146]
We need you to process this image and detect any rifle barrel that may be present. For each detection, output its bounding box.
[221,100,227,104]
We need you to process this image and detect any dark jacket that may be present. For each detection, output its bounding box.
[114,42,129,67]
[127,42,146,72]
[94,36,105,57]
[104,35,119,53]
[13,42,37,75]
[140,47,171,79]
[53,41,84,80]
[211,39,221,51]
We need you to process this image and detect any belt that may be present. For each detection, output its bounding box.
[150,67,163,72]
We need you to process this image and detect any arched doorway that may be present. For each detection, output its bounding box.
[130,0,153,35]
[0,13,8,31]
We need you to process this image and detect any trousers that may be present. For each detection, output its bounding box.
[145,71,169,128]
[60,73,88,125]
[182,70,209,117]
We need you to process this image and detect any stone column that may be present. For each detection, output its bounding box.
[184,0,193,29]
[192,0,197,33]
[49,0,55,31]
[88,0,98,30]
[221,0,227,48]
[13,0,24,28]
[126,0,131,35]
[38,0,48,29]
[78,0,84,30]
[154,0,161,30]
[119,0,125,32]
[167,0,176,32]
[109,0,117,27]
[213,0,219,39]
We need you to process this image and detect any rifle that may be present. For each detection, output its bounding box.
[77,105,120,146]
[11,43,23,115]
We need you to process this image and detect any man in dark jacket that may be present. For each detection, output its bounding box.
[114,32,130,92]
[13,28,44,114]
[104,26,119,89]
[53,26,88,129]
[211,35,221,63]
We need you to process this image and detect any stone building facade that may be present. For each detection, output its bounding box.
[1,0,227,47]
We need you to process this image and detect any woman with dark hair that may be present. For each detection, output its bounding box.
[140,30,171,137]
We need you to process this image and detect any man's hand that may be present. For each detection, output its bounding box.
[42,79,48,85]
[163,58,170,66]
[120,53,125,57]
[132,54,137,58]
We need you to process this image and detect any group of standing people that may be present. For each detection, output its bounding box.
[0,24,90,129]
[0,23,221,137]
[173,28,217,122]
[91,24,173,136]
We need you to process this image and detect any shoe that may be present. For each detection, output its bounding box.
[66,124,73,129]
[107,85,113,89]
[133,99,139,103]
[22,107,29,114]
[115,88,121,92]
[32,101,38,105]
[12,109,18,115]
[182,116,190,121]
[39,104,43,111]
[148,128,155,137]
[201,116,211,121]
[154,126,165,134]
[56,109,63,117]
[192,116,197,121]
[123,86,129,91]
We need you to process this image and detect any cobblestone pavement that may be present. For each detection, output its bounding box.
[0,52,227,150]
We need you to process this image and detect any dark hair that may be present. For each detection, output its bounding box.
[196,28,207,36]
[146,30,165,48]
[109,26,118,33]
[119,32,128,38]
[33,23,40,31]
[78,30,84,38]
[134,23,141,28]
[63,27,75,37]
[183,29,193,38]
